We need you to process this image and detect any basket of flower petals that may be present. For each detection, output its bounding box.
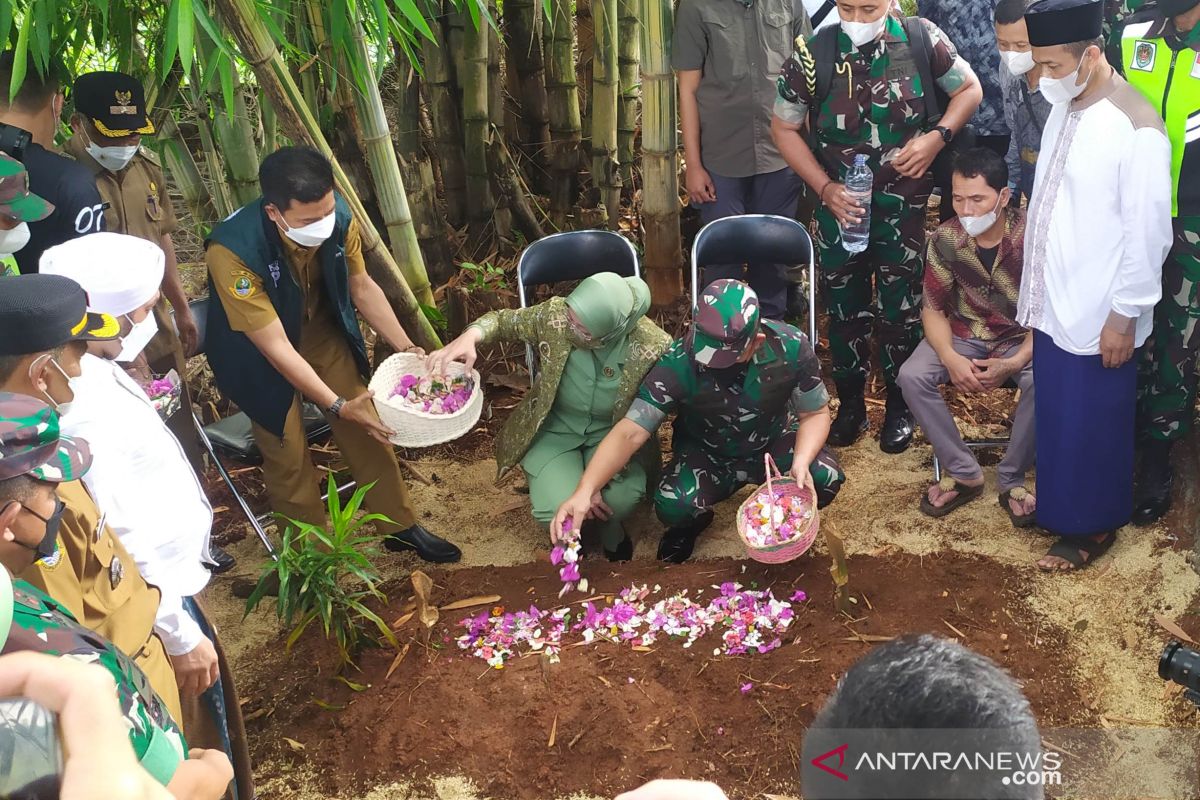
[369,352,483,448]
[735,454,820,564]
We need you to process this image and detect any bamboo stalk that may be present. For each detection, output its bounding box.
[462,7,496,244]
[543,0,583,228]
[591,0,620,228]
[617,0,640,186]
[212,0,441,350]
[159,114,215,229]
[207,52,261,205]
[638,0,683,303]
[423,4,468,227]
[488,0,513,242]
[503,0,550,182]
[188,86,237,219]
[260,90,279,155]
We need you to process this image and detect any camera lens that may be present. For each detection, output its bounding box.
[1159,641,1200,690]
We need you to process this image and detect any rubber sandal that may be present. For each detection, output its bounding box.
[919,477,984,518]
[999,488,1036,529]
[1038,531,1117,573]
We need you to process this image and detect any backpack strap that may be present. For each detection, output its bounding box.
[902,15,942,124]
[810,24,840,117]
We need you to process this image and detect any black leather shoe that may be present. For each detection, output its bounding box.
[879,384,914,454]
[385,524,463,563]
[604,533,634,562]
[1133,440,1174,526]
[828,377,868,447]
[657,511,714,564]
[206,545,237,575]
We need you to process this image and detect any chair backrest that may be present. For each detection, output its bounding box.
[689,214,818,345]
[517,230,640,309]
[174,297,210,356]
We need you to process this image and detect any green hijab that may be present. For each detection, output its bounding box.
[564,272,651,359]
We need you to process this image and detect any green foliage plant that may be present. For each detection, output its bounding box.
[245,477,398,667]
[458,261,510,292]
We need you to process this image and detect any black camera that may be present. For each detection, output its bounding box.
[0,123,32,161]
[1159,641,1200,706]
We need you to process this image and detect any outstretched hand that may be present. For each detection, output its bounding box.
[427,328,482,376]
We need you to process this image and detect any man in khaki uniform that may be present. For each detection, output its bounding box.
[205,146,461,586]
[64,71,210,485]
[0,272,182,726]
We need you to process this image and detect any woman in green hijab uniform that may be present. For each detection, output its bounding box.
[427,273,671,559]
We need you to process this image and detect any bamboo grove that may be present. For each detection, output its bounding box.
[5,0,687,347]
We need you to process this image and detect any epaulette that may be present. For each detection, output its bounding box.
[137,144,162,168]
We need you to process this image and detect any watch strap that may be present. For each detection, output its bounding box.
[328,397,347,417]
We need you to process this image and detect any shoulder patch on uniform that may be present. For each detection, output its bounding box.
[230,270,258,299]
[37,542,63,571]
[137,144,162,167]
[1131,40,1157,71]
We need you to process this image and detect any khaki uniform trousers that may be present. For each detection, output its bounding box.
[249,320,417,535]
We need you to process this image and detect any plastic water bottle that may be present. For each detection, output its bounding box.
[840,154,873,254]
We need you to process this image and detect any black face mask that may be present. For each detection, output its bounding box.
[5,500,64,561]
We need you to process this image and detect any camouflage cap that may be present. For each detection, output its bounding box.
[0,393,91,483]
[687,279,761,369]
[0,153,53,224]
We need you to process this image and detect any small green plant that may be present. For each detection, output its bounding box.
[245,477,398,666]
[458,261,510,293]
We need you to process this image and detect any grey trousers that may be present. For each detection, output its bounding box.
[897,337,1036,491]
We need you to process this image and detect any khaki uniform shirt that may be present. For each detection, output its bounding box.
[672,0,809,177]
[63,137,178,244]
[207,217,367,335]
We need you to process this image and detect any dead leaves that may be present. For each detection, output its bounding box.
[282,737,306,753]
[1154,614,1195,644]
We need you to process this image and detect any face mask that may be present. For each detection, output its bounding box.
[278,210,336,248]
[30,356,75,418]
[1002,50,1036,76]
[1039,52,1094,105]
[960,192,1007,237]
[0,222,30,255]
[85,140,138,172]
[116,312,158,363]
[841,14,887,47]
[14,499,65,562]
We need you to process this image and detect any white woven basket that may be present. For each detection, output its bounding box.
[368,352,484,448]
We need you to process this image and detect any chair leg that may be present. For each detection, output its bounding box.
[193,413,277,560]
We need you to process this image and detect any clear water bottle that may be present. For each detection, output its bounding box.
[840,154,873,254]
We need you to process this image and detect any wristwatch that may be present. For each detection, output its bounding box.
[934,125,954,144]
[328,397,347,418]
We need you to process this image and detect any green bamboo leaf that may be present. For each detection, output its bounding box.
[312,698,347,711]
[31,1,50,76]
[162,0,180,80]
[7,11,29,104]
[177,0,195,74]
[218,55,236,120]
[0,0,11,52]
[391,0,436,41]
[286,611,319,650]
[330,0,349,63]
[192,1,232,58]
[336,675,368,691]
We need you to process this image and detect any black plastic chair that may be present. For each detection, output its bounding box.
[690,214,818,346]
[516,230,640,377]
[180,297,354,557]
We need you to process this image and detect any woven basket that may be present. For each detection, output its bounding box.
[368,353,483,448]
[735,454,820,564]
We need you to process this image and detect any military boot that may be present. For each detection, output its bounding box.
[828,376,868,447]
[880,382,915,454]
[657,510,715,564]
[1132,439,1174,526]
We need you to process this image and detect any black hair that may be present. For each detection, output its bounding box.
[258,146,335,212]
[0,474,41,507]
[0,52,64,113]
[0,345,63,386]
[804,636,1042,799]
[953,147,1009,193]
[994,0,1028,25]
[1064,36,1105,58]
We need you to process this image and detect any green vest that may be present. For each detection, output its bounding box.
[1,253,18,276]
[204,194,369,437]
[1122,19,1200,216]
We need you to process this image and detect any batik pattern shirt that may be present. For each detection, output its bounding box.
[917,0,1008,136]
[999,63,1052,200]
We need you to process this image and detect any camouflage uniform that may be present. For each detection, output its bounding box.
[0,152,57,276]
[625,281,844,527]
[3,579,187,787]
[774,17,975,383]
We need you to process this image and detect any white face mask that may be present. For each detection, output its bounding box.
[116,312,158,363]
[31,356,77,418]
[960,191,1007,238]
[841,14,888,47]
[85,140,138,172]
[278,210,336,248]
[0,222,31,255]
[1039,52,1094,105]
[1002,49,1036,76]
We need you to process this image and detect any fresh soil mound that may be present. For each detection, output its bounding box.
[243,551,1093,800]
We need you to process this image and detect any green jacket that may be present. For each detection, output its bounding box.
[471,297,671,479]
[1121,16,1200,217]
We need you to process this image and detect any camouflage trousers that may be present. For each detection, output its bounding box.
[654,430,846,528]
[1137,217,1200,442]
[814,192,927,383]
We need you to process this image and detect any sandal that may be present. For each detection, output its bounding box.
[999,487,1036,529]
[919,477,984,518]
[1038,531,1117,573]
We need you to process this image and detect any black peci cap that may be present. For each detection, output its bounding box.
[72,71,154,138]
[1025,0,1104,46]
[0,274,121,356]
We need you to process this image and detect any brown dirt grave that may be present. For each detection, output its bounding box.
[239,552,1090,800]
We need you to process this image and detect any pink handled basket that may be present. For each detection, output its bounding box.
[735,453,821,564]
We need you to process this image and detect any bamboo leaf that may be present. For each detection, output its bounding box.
[0,0,11,52]
[285,611,319,650]
[31,0,50,76]
[218,55,237,120]
[192,1,232,58]
[391,0,436,42]
[178,0,196,74]
[162,0,180,80]
[7,10,31,105]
